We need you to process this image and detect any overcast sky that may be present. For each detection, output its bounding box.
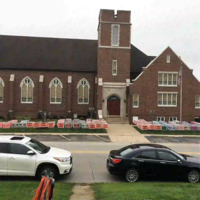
[0,0,200,79]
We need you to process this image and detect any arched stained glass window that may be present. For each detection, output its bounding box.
[77,78,90,104]
[49,78,63,103]
[20,77,34,103]
[112,24,120,46]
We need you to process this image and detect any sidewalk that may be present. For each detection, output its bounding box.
[107,124,150,143]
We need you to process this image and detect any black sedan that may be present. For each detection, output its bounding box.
[107,143,200,183]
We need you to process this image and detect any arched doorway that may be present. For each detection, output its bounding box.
[107,95,120,115]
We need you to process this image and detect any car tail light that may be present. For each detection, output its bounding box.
[111,157,122,164]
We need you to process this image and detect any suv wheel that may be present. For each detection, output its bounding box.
[37,165,58,179]
[188,170,200,183]
[125,168,139,182]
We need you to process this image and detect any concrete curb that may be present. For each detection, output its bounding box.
[144,134,200,137]
[0,132,108,136]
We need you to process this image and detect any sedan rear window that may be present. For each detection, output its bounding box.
[120,148,133,156]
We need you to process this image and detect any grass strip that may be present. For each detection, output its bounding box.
[0,127,107,133]
[134,126,200,135]
[93,182,200,200]
[0,181,74,200]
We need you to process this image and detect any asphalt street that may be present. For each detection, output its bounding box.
[49,142,200,183]
[1,141,200,183]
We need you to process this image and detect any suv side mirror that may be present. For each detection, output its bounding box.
[27,150,35,156]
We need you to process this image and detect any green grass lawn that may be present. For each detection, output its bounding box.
[93,182,200,200]
[0,127,107,133]
[134,126,200,135]
[0,181,74,200]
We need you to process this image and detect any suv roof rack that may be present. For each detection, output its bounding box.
[10,136,25,140]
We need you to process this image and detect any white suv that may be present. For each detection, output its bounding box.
[0,136,73,179]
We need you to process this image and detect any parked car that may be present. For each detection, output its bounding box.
[107,143,200,183]
[0,136,72,179]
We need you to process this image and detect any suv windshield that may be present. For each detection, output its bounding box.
[26,139,50,154]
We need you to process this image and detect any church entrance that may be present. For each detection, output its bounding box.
[107,95,120,115]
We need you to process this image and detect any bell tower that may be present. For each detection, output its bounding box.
[97,9,131,118]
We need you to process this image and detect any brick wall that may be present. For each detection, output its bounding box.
[129,47,200,123]
[0,70,96,119]
[97,9,131,114]
[97,48,130,82]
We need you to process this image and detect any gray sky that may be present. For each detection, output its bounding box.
[0,0,200,79]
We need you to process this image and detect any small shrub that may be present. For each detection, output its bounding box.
[23,116,31,121]
[53,115,57,119]
[16,116,22,121]
[47,112,52,119]
[79,116,86,120]
[37,112,43,119]
[0,116,5,120]
[195,117,200,123]
[66,111,72,118]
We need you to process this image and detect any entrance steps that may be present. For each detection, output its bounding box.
[105,116,129,124]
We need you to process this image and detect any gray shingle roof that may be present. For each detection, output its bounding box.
[0,35,155,74]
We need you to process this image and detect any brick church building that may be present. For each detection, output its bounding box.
[0,9,200,123]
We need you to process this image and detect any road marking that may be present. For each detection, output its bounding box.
[179,152,200,155]
[94,135,110,142]
[71,151,200,155]
[59,134,71,141]
[71,151,109,154]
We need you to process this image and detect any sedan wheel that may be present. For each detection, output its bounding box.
[126,169,139,182]
[188,170,200,183]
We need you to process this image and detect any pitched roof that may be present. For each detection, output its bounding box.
[0,35,155,73]
[131,45,156,73]
[0,35,98,72]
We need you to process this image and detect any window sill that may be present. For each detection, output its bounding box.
[78,103,89,105]
[158,85,178,87]
[195,107,200,109]
[133,106,139,108]
[50,102,62,104]
[111,44,119,47]
[21,102,33,104]
[158,105,177,107]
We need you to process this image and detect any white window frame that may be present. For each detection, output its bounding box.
[20,76,34,104]
[49,77,63,104]
[0,78,5,103]
[157,116,165,122]
[133,94,139,108]
[157,92,178,107]
[195,95,200,109]
[77,78,90,104]
[111,24,120,46]
[166,55,170,63]
[112,60,118,76]
[169,117,177,122]
[158,72,178,87]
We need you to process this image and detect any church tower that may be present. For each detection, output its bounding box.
[97,9,131,118]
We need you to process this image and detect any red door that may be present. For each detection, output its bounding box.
[107,96,120,115]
